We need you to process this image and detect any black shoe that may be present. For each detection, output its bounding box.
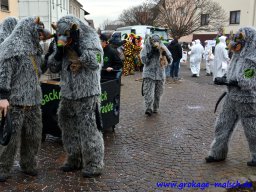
[205,156,225,163]
[0,175,8,182]
[82,170,102,178]
[21,169,38,176]
[247,160,256,166]
[153,109,158,113]
[145,109,152,116]
[60,164,81,172]
[206,73,211,76]
[192,74,197,77]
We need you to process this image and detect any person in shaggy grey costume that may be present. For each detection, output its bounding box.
[140,34,172,116]
[205,27,256,166]
[0,17,52,182]
[48,15,104,178]
[0,17,18,44]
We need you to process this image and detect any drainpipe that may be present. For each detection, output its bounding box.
[253,0,256,26]
[49,0,52,31]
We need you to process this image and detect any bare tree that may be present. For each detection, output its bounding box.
[119,2,159,26]
[154,0,228,38]
[99,19,125,30]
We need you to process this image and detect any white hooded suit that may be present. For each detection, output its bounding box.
[190,39,204,76]
[212,36,230,80]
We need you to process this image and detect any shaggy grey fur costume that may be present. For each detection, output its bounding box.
[0,17,44,179]
[48,15,104,176]
[207,27,256,165]
[140,34,172,115]
[0,17,18,44]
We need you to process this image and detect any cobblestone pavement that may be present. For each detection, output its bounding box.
[1,63,256,192]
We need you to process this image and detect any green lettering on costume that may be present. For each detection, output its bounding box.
[244,69,255,78]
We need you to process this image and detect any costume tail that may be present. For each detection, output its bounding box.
[95,102,103,132]
[214,92,227,113]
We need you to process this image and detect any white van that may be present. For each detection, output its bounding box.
[111,25,170,46]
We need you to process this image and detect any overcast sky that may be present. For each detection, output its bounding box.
[81,0,146,29]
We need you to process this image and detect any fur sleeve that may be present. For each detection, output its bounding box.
[238,59,256,90]
[79,49,103,71]
[0,59,13,99]
[140,46,150,65]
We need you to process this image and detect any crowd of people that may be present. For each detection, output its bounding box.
[0,14,256,184]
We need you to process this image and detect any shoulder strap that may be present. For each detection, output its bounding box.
[29,55,39,78]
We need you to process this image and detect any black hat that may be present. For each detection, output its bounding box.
[100,34,108,42]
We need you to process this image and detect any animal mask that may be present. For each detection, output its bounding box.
[34,17,53,41]
[53,23,79,47]
[228,32,246,52]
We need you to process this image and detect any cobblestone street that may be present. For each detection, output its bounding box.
[1,63,256,192]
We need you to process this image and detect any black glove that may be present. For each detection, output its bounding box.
[162,51,167,56]
[227,80,240,88]
[54,45,64,61]
[70,29,82,57]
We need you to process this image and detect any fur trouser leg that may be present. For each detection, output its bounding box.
[240,103,256,161]
[77,97,104,173]
[58,99,82,168]
[143,78,155,111]
[0,107,24,176]
[143,78,164,111]
[153,80,164,111]
[209,98,238,159]
[19,106,42,172]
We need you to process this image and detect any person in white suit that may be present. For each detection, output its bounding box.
[212,36,230,81]
[190,39,204,77]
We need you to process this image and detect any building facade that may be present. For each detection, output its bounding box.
[192,0,256,43]
[18,0,89,30]
[0,0,19,20]
[18,0,69,31]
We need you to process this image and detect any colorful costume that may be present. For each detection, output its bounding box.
[122,34,137,76]
[133,36,143,71]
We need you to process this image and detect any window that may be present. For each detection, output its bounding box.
[230,11,240,24]
[201,14,209,26]
[1,0,9,11]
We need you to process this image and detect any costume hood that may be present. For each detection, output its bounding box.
[0,17,18,44]
[195,39,201,44]
[0,17,43,60]
[219,36,227,44]
[144,34,165,53]
[236,27,256,63]
[56,15,102,52]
